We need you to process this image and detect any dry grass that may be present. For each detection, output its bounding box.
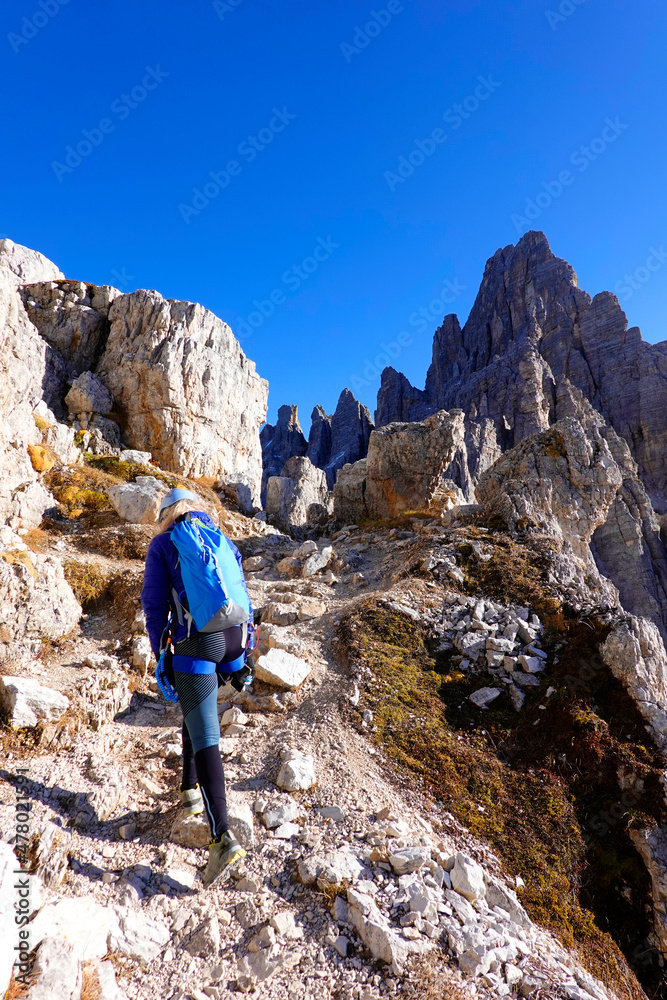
[81,963,102,1000]
[405,954,474,1000]
[336,584,663,1000]
[44,466,113,519]
[63,560,113,607]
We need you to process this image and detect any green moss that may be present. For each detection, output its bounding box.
[337,596,664,1000]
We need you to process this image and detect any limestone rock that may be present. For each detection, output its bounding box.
[451,852,486,902]
[27,936,81,1000]
[227,790,255,849]
[96,288,268,505]
[30,897,119,961]
[254,648,311,690]
[306,404,332,470]
[119,449,152,465]
[107,476,168,525]
[0,239,63,284]
[20,279,119,375]
[266,455,331,534]
[0,674,69,728]
[375,231,667,511]
[629,824,667,958]
[109,906,170,963]
[65,370,114,416]
[302,545,333,577]
[276,748,316,791]
[170,812,210,849]
[0,548,81,665]
[600,615,667,748]
[334,410,466,522]
[389,847,431,875]
[185,915,220,958]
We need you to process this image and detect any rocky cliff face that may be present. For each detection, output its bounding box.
[0,240,269,506]
[261,389,374,494]
[377,231,667,510]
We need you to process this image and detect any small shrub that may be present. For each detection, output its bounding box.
[63,561,112,606]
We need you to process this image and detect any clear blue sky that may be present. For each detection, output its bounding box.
[1,0,665,427]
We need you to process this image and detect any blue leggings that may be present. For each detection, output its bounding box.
[173,671,227,838]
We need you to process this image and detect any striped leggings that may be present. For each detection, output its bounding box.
[173,671,228,839]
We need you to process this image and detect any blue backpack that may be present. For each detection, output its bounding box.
[170,514,250,635]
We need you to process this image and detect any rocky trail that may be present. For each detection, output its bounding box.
[1,484,662,1000]
[2,236,667,1000]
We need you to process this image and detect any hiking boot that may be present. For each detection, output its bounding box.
[180,785,204,817]
[202,830,246,887]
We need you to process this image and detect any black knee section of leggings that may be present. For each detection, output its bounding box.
[181,722,198,791]
[194,744,229,840]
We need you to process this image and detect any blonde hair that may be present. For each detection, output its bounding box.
[154,498,200,535]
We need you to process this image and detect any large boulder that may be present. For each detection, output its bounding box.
[0,534,81,664]
[266,455,332,534]
[95,289,268,506]
[0,674,69,728]
[476,418,623,592]
[65,370,114,416]
[106,476,169,525]
[333,409,466,522]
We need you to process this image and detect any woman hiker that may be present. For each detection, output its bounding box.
[141,488,251,886]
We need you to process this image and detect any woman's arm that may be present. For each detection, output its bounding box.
[141,538,173,657]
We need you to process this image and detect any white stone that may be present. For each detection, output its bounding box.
[389,847,432,875]
[94,960,128,1000]
[468,686,501,709]
[302,546,333,577]
[131,635,153,672]
[451,853,486,903]
[273,822,300,840]
[65,370,114,415]
[109,906,170,963]
[269,912,303,940]
[170,812,210,849]
[227,791,255,849]
[276,749,316,791]
[0,674,69,728]
[220,706,248,727]
[518,655,544,674]
[30,897,119,961]
[107,476,169,524]
[255,648,311,690]
[262,799,301,829]
[119,449,152,465]
[27,936,81,1000]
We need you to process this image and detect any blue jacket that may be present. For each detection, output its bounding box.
[141,512,253,675]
